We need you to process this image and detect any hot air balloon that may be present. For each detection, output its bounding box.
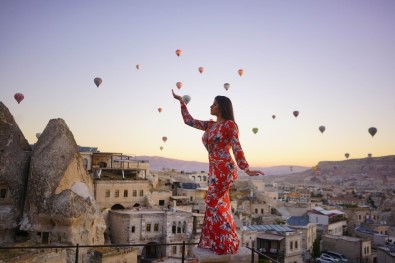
[368,127,377,137]
[345,153,350,159]
[136,64,140,70]
[160,146,163,151]
[182,95,191,105]
[176,82,183,90]
[198,67,204,74]
[14,93,24,104]
[94,77,102,87]
[224,83,230,91]
[158,107,162,113]
[238,69,244,77]
[272,115,276,119]
[319,126,326,134]
[368,153,372,158]
[252,128,258,134]
[35,133,41,139]
[162,136,167,143]
[176,49,182,57]
[293,111,299,118]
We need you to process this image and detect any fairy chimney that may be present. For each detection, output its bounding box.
[0,102,32,243]
[21,118,105,245]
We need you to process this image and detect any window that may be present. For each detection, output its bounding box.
[252,241,255,249]
[124,190,128,197]
[261,209,264,214]
[172,246,177,254]
[177,222,181,233]
[140,190,144,196]
[154,224,159,232]
[146,224,151,232]
[159,200,165,206]
[105,190,110,198]
[359,215,362,220]
[203,176,207,181]
[290,241,293,249]
[83,159,88,169]
[182,221,186,233]
[295,241,298,249]
[255,209,258,214]
[0,189,6,198]
[115,190,119,198]
[198,176,201,181]
[172,222,176,234]
[131,226,135,233]
[133,190,137,197]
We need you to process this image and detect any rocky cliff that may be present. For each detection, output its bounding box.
[0,102,31,238]
[20,118,105,245]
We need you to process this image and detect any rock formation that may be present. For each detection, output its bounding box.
[20,118,105,245]
[0,102,32,243]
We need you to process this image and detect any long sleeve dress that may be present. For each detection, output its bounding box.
[180,101,250,255]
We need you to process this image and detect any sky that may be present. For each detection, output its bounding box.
[1,0,394,168]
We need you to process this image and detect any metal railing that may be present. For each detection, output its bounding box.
[0,241,198,263]
[246,246,281,263]
[0,243,280,263]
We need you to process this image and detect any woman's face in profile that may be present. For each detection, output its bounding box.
[210,100,220,116]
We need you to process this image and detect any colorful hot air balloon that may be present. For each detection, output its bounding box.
[94,77,102,87]
[162,136,167,143]
[319,126,326,134]
[238,69,244,77]
[182,95,191,105]
[252,128,258,134]
[368,127,377,137]
[136,64,140,70]
[272,115,276,119]
[158,107,162,113]
[293,111,299,118]
[14,93,24,104]
[345,153,350,159]
[198,67,204,74]
[176,82,183,90]
[224,83,230,91]
[176,49,182,57]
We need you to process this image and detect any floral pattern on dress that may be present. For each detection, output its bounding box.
[180,101,249,255]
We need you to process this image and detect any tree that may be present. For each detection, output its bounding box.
[312,237,321,259]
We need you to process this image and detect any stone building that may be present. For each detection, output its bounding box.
[321,234,372,263]
[240,225,303,263]
[95,179,151,210]
[109,209,197,261]
[287,216,317,261]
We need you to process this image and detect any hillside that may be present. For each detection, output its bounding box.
[271,155,395,184]
[136,155,309,175]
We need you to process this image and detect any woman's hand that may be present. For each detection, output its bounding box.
[245,169,264,176]
[172,89,183,102]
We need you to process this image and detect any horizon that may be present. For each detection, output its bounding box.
[1,1,394,167]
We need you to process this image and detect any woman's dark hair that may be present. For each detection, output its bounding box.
[215,96,235,123]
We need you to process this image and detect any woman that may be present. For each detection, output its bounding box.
[172,90,264,255]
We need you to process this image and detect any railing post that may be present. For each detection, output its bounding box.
[75,243,79,263]
[251,247,254,263]
[181,241,185,263]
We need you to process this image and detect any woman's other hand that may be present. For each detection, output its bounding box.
[172,89,183,102]
[245,169,264,176]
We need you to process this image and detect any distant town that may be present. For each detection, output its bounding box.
[1,102,395,263]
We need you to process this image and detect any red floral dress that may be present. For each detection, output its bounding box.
[180,102,250,255]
